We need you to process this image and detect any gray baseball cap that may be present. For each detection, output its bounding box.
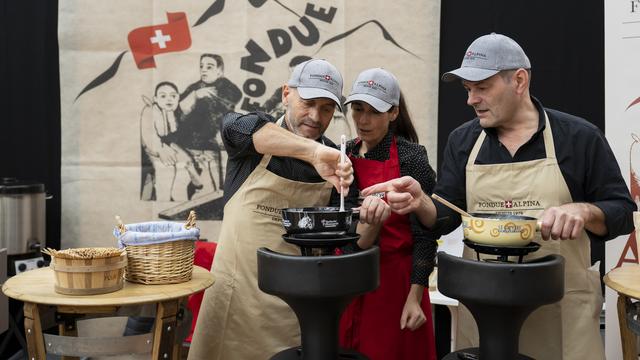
[288,59,344,111]
[442,33,531,82]
[344,68,400,112]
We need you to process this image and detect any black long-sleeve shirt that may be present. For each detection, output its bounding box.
[431,97,636,240]
[329,131,438,286]
[221,111,336,204]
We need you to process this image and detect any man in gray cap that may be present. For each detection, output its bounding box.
[363,33,634,360]
[188,59,359,360]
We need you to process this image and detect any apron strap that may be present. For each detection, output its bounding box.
[466,110,556,167]
[466,131,487,168]
[541,111,556,160]
[257,116,286,169]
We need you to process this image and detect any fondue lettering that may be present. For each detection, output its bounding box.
[256,204,282,215]
[254,204,285,223]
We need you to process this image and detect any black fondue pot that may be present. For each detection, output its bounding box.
[281,207,359,235]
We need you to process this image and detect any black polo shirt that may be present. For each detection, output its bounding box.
[432,97,636,241]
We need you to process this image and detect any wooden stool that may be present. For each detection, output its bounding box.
[604,264,640,360]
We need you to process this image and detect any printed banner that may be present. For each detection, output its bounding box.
[58,1,441,247]
[604,1,640,358]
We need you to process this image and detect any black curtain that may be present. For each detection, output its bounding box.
[0,0,61,250]
[438,1,604,163]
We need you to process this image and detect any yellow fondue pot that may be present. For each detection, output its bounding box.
[461,213,542,247]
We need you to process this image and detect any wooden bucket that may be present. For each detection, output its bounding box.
[50,254,127,295]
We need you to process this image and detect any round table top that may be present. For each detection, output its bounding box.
[1,265,214,306]
[604,264,640,300]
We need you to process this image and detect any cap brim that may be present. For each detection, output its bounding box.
[442,67,500,82]
[297,87,343,112]
[344,93,393,112]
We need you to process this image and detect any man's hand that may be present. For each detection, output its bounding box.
[310,144,353,193]
[362,176,423,215]
[540,203,606,240]
[356,195,391,225]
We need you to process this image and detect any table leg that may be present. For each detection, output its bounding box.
[448,305,458,351]
[57,311,80,360]
[617,293,638,360]
[23,302,46,360]
[153,299,179,360]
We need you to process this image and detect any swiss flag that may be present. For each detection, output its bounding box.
[128,12,191,70]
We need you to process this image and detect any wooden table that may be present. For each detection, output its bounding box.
[1,265,214,360]
[603,264,640,360]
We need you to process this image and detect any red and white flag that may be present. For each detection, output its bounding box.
[127,12,191,69]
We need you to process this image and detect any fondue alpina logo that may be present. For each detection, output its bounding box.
[476,199,542,210]
[320,219,338,228]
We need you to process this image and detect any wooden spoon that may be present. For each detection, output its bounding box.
[431,193,472,218]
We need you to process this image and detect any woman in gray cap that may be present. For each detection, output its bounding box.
[335,68,437,360]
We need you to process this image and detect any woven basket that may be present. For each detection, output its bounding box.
[116,211,198,285]
[124,240,195,284]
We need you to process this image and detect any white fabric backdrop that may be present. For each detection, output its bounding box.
[58,0,441,247]
[605,2,640,359]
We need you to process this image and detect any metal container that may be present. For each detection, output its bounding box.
[0,178,46,255]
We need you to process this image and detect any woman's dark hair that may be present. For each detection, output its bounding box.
[155,81,179,95]
[390,91,419,143]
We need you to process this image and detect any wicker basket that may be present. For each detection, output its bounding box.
[124,240,195,284]
[115,211,198,285]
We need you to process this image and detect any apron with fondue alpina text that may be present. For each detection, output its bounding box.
[455,113,604,360]
[187,117,333,360]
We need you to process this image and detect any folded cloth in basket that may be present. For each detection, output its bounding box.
[114,221,200,248]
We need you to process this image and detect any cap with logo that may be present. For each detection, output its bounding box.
[288,59,344,111]
[442,33,531,82]
[344,68,400,112]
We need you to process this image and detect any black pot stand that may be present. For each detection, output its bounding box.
[257,233,378,360]
[281,233,359,257]
[463,239,541,263]
[438,252,565,360]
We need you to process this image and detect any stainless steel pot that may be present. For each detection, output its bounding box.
[0,178,46,255]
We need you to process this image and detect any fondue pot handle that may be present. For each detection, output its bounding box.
[536,221,542,231]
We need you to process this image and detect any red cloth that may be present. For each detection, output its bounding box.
[185,241,217,343]
[339,137,436,360]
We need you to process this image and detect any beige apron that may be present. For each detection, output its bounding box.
[455,112,604,360]
[188,117,333,360]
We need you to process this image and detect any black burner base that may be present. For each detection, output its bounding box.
[443,347,533,360]
[463,239,541,263]
[271,346,368,360]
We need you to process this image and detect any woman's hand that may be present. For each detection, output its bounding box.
[362,176,423,215]
[400,285,426,331]
[362,176,437,228]
[357,195,391,225]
